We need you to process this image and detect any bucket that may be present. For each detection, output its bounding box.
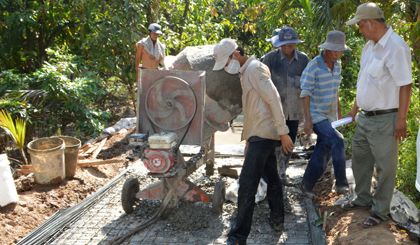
[52,136,81,178]
[27,137,65,185]
[0,154,19,207]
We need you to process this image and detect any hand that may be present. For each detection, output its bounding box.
[394,118,408,142]
[280,134,294,154]
[304,120,313,136]
[346,109,358,124]
[244,142,249,156]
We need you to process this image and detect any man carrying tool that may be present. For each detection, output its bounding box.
[299,31,350,198]
[212,38,294,245]
[135,23,166,79]
[343,2,412,228]
[262,26,310,186]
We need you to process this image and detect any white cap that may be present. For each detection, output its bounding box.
[148,23,163,34]
[212,38,238,71]
[346,2,384,25]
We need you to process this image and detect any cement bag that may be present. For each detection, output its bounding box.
[390,189,420,223]
[225,178,267,204]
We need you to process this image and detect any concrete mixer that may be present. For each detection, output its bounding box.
[121,45,243,215]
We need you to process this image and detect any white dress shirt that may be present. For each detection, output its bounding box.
[356,27,412,111]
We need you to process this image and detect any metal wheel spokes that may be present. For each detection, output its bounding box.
[145,76,197,131]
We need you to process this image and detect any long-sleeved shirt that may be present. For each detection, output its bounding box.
[239,56,289,141]
[300,51,341,124]
[262,49,310,120]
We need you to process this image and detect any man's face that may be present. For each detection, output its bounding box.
[325,50,343,62]
[150,31,160,41]
[280,43,296,56]
[357,20,373,40]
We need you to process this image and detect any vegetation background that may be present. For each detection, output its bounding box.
[0,0,419,203]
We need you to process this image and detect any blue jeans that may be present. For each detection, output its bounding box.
[302,119,348,191]
[228,139,284,243]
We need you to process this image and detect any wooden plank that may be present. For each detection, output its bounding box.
[77,158,125,167]
[90,138,107,159]
[304,198,327,245]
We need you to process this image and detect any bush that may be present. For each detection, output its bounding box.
[396,88,420,205]
[0,49,111,139]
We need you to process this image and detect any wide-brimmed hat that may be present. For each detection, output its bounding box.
[213,38,238,71]
[271,26,304,48]
[148,23,163,34]
[266,29,281,42]
[319,31,351,52]
[346,2,384,25]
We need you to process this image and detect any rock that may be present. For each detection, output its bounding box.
[19,201,27,207]
[28,206,34,211]
[7,220,17,227]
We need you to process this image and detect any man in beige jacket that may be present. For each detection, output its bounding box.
[212,38,294,245]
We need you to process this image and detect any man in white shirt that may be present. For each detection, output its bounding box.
[212,38,294,245]
[343,2,412,228]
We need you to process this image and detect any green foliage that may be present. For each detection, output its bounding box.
[0,49,110,138]
[0,109,28,164]
[396,88,420,205]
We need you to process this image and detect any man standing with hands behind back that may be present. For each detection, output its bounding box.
[263,26,310,186]
[343,2,412,228]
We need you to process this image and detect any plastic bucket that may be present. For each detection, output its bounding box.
[27,137,65,185]
[52,136,81,178]
[0,154,19,207]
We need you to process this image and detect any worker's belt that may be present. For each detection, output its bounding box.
[361,108,398,117]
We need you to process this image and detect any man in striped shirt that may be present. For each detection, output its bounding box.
[299,31,350,198]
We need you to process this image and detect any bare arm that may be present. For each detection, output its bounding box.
[346,100,359,123]
[135,44,144,80]
[394,83,412,142]
[337,92,342,120]
[302,96,312,135]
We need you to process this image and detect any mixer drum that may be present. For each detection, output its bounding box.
[167,46,243,142]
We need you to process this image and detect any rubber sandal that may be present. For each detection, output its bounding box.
[341,200,370,210]
[361,213,382,228]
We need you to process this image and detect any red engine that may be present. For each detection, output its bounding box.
[143,149,175,174]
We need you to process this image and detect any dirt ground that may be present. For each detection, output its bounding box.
[312,169,418,245]
[1,126,419,245]
[0,127,135,245]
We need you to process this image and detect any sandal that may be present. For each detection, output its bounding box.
[341,200,370,210]
[361,213,382,228]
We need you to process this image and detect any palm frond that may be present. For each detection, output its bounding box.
[0,109,28,165]
[0,109,18,144]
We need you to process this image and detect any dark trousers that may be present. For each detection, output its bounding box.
[228,139,284,243]
[302,119,348,191]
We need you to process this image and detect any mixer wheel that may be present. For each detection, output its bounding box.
[212,180,226,214]
[121,177,140,214]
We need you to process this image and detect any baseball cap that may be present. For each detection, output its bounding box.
[266,29,281,42]
[346,2,384,25]
[271,26,304,48]
[148,23,163,34]
[212,38,238,71]
[318,31,351,52]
